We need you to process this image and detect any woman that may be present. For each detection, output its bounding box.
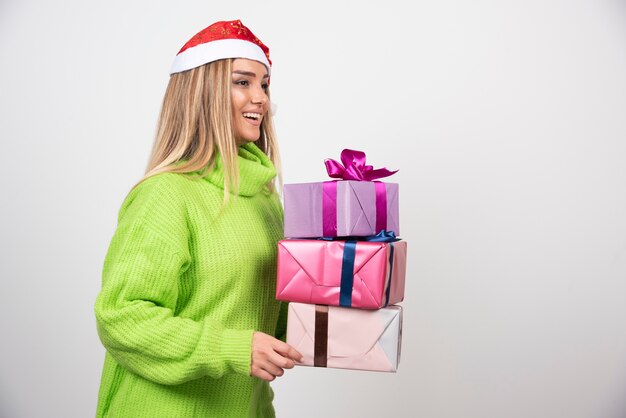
[94,20,302,417]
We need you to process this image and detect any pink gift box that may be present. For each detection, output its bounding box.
[276,239,406,309]
[287,302,403,372]
[283,181,399,238]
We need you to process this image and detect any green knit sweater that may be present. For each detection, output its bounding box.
[95,143,287,417]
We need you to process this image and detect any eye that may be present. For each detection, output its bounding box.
[234,79,249,87]
[261,82,269,91]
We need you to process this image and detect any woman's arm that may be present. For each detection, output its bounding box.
[94,176,253,385]
[95,220,254,385]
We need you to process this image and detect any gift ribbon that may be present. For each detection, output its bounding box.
[314,305,329,367]
[322,182,337,237]
[384,242,395,307]
[324,149,398,181]
[375,182,388,235]
[321,181,389,237]
[335,231,399,308]
[366,232,399,307]
[364,230,398,242]
[321,149,397,238]
[339,240,357,307]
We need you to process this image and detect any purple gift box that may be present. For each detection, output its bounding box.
[283,181,400,238]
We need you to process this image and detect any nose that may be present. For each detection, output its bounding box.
[251,84,268,105]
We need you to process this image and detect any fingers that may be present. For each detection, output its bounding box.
[251,332,303,381]
[251,361,283,381]
[250,352,285,381]
[251,367,277,382]
[274,341,304,363]
[267,350,295,370]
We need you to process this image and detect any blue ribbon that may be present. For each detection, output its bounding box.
[362,230,399,243]
[384,242,395,307]
[339,240,357,307]
[318,230,399,243]
[333,230,399,308]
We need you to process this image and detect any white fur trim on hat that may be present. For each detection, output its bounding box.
[170,39,271,75]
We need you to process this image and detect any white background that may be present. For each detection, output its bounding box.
[1,1,626,417]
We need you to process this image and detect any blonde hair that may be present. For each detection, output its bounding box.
[140,58,281,199]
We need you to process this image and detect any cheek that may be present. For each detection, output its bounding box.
[231,90,246,111]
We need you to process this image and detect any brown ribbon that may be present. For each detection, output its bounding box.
[314,305,329,367]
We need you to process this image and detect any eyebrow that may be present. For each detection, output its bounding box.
[232,70,269,79]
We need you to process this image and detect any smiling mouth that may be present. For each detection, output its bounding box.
[243,112,262,121]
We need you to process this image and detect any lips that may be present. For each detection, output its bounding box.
[242,112,263,126]
[243,112,262,119]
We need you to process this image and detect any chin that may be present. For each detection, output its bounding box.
[236,136,260,146]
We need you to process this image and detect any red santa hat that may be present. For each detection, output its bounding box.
[170,20,271,75]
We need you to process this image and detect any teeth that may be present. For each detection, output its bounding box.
[243,112,261,120]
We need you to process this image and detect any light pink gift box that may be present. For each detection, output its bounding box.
[287,302,403,372]
[283,181,399,238]
[276,239,407,309]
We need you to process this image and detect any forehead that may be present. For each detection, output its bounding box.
[232,58,268,76]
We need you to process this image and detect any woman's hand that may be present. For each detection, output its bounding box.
[251,332,303,381]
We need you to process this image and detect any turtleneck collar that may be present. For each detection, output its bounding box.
[203,142,276,196]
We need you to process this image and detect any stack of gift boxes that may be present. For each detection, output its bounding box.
[276,149,407,372]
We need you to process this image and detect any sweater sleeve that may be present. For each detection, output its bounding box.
[94,176,253,385]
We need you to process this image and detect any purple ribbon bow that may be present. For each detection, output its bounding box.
[324,149,398,181]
